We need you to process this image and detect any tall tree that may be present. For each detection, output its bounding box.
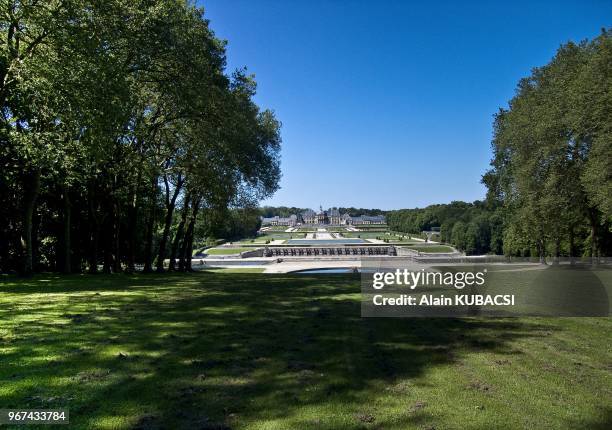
[484,30,612,259]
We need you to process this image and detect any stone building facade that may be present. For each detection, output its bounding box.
[261,208,386,226]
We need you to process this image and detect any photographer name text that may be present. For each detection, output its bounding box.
[372,294,515,306]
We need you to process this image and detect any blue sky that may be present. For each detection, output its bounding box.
[199,0,611,210]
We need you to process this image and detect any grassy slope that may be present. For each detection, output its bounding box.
[0,273,610,429]
[206,247,253,255]
[405,245,456,253]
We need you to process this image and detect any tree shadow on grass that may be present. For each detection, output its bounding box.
[566,407,612,430]
[0,273,561,429]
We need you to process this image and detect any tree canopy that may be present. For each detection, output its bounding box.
[484,29,611,259]
[0,0,281,274]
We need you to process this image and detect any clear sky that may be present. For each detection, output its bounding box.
[199,0,611,210]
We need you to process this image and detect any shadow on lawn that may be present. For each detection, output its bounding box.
[565,407,612,430]
[0,273,557,429]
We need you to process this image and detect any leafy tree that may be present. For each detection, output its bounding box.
[485,30,611,260]
[0,0,282,275]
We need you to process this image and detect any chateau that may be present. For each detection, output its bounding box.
[261,207,386,226]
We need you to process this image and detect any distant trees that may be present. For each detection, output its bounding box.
[337,207,385,217]
[257,206,387,218]
[197,207,262,244]
[387,201,502,255]
[259,206,309,218]
[0,0,281,275]
[483,29,611,260]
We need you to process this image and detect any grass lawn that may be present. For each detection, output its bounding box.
[205,247,254,255]
[235,239,274,245]
[0,273,610,429]
[342,232,386,239]
[253,233,305,240]
[406,245,456,253]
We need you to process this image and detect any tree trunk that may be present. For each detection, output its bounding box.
[156,174,183,272]
[20,170,41,276]
[588,209,599,265]
[102,210,113,274]
[142,209,155,273]
[125,186,139,273]
[112,200,122,273]
[568,224,575,265]
[552,238,560,265]
[125,162,144,273]
[143,175,158,273]
[61,184,71,274]
[537,238,546,265]
[178,222,192,272]
[125,198,137,273]
[185,228,195,272]
[179,196,200,272]
[87,182,109,274]
[89,226,100,274]
[169,194,190,271]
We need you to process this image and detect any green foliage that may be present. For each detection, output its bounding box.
[388,201,502,255]
[485,29,612,258]
[0,0,281,274]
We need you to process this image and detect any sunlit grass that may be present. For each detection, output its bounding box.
[0,273,610,429]
[405,245,456,253]
[205,247,254,255]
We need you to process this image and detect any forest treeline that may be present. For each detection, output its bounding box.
[391,31,611,258]
[387,201,504,255]
[0,0,281,275]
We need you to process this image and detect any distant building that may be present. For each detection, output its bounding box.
[260,214,298,226]
[328,208,341,224]
[316,206,328,224]
[261,207,386,226]
[348,215,386,225]
[340,213,352,225]
[301,209,316,224]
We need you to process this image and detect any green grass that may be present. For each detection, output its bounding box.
[205,247,254,255]
[405,245,456,253]
[245,233,296,244]
[341,232,422,244]
[0,273,610,429]
[342,232,385,239]
[253,233,306,240]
